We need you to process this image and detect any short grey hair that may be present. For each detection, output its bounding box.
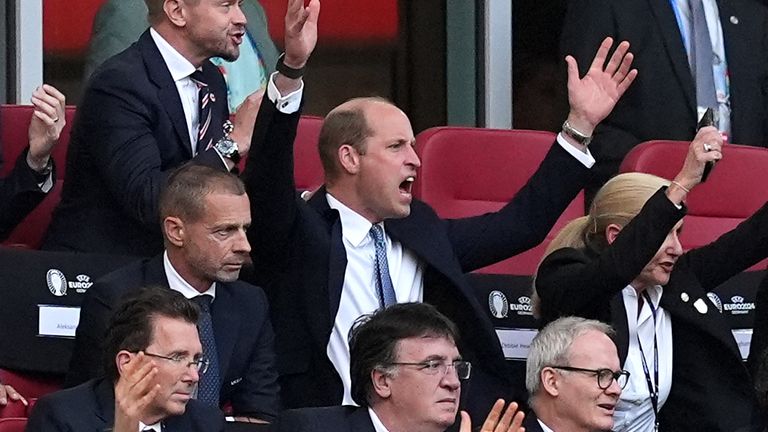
[526,317,614,405]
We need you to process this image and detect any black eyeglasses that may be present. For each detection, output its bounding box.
[143,352,210,375]
[550,366,630,389]
[388,360,472,380]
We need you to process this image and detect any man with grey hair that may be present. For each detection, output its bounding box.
[524,316,628,432]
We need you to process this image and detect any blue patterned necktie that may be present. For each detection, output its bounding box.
[189,70,214,155]
[193,295,220,407]
[369,224,397,308]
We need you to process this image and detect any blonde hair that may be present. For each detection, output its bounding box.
[532,172,669,316]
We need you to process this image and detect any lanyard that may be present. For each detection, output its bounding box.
[636,290,660,431]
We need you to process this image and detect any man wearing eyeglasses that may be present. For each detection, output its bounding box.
[28,286,225,432]
[276,303,526,432]
[524,316,627,432]
[65,164,278,423]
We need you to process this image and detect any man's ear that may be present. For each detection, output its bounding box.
[115,350,134,377]
[338,144,361,175]
[605,223,623,245]
[164,0,187,27]
[164,216,185,247]
[371,368,393,399]
[540,367,560,397]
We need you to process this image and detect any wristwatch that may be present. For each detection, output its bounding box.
[276,53,306,79]
[214,120,241,164]
[562,120,593,147]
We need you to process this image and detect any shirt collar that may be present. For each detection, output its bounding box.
[163,251,216,300]
[150,28,197,82]
[622,284,663,307]
[138,421,161,432]
[538,419,555,432]
[326,193,377,247]
[368,407,391,432]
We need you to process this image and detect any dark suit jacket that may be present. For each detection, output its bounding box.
[522,411,545,432]
[536,189,768,431]
[65,255,280,420]
[43,29,229,256]
[26,378,224,432]
[276,406,376,432]
[562,0,768,185]
[242,99,591,421]
[0,147,54,241]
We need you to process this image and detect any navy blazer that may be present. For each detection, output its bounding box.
[277,406,376,432]
[0,147,54,241]
[562,0,768,185]
[242,99,591,422]
[43,29,229,256]
[536,189,768,431]
[521,411,545,432]
[26,378,224,432]
[65,255,280,420]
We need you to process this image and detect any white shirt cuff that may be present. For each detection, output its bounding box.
[38,172,53,193]
[556,132,595,168]
[267,72,303,114]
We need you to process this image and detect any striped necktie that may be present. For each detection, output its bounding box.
[369,224,397,308]
[189,70,215,155]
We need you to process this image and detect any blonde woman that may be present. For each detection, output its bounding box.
[534,127,766,432]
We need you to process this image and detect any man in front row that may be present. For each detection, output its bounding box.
[277,303,525,432]
[66,164,278,422]
[27,286,224,431]
[524,316,626,432]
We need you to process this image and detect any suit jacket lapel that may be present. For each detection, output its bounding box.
[94,378,115,431]
[211,284,239,382]
[138,30,194,157]
[349,407,377,432]
[647,0,697,111]
[660,271,741,359]
[145,254,172,287]
[611,294,631,365]
[308,189,345,344]
[717,0,748,141]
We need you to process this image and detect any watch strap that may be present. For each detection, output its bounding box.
[276,53,306,79]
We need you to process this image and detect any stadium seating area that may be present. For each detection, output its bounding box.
[1,103,768,417]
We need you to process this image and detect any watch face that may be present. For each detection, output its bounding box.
[216,138,237,156]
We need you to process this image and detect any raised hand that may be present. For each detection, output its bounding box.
[459,399,526,432]
[0,384,27,407]
[283,0,320,69]
[565,37,637,139]
[666,126,723,203]
[27,84,66,171]
[113,352,160,432]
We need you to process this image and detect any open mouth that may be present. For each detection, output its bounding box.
[399,176,415,196]
[659,262,675,272]
[597,403,615,414]
[230,32,244,45]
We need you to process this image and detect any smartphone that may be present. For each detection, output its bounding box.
[697,107,716,182]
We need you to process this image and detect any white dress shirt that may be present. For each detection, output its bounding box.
[325,193,424,406]
[538,419,556,432]
[613,285,673,432]
[149,29,200,153]
[138,421,161,431]
[369,407,391,432]
[163,251,216,300]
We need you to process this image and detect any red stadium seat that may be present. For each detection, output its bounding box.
[0,369,62,404]
[619,140,768,270]
[0,418,26,432]
[0,105,75,249]
[293,115,325,192]
[0,402,26,420]
[414,127,584,275]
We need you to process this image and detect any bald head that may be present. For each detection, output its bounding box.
[318,97,397,182]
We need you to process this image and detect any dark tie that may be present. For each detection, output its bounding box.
[193,295,220,407]
[369,224,397,308]
[689,0,718,110]
[189,70,214,155]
